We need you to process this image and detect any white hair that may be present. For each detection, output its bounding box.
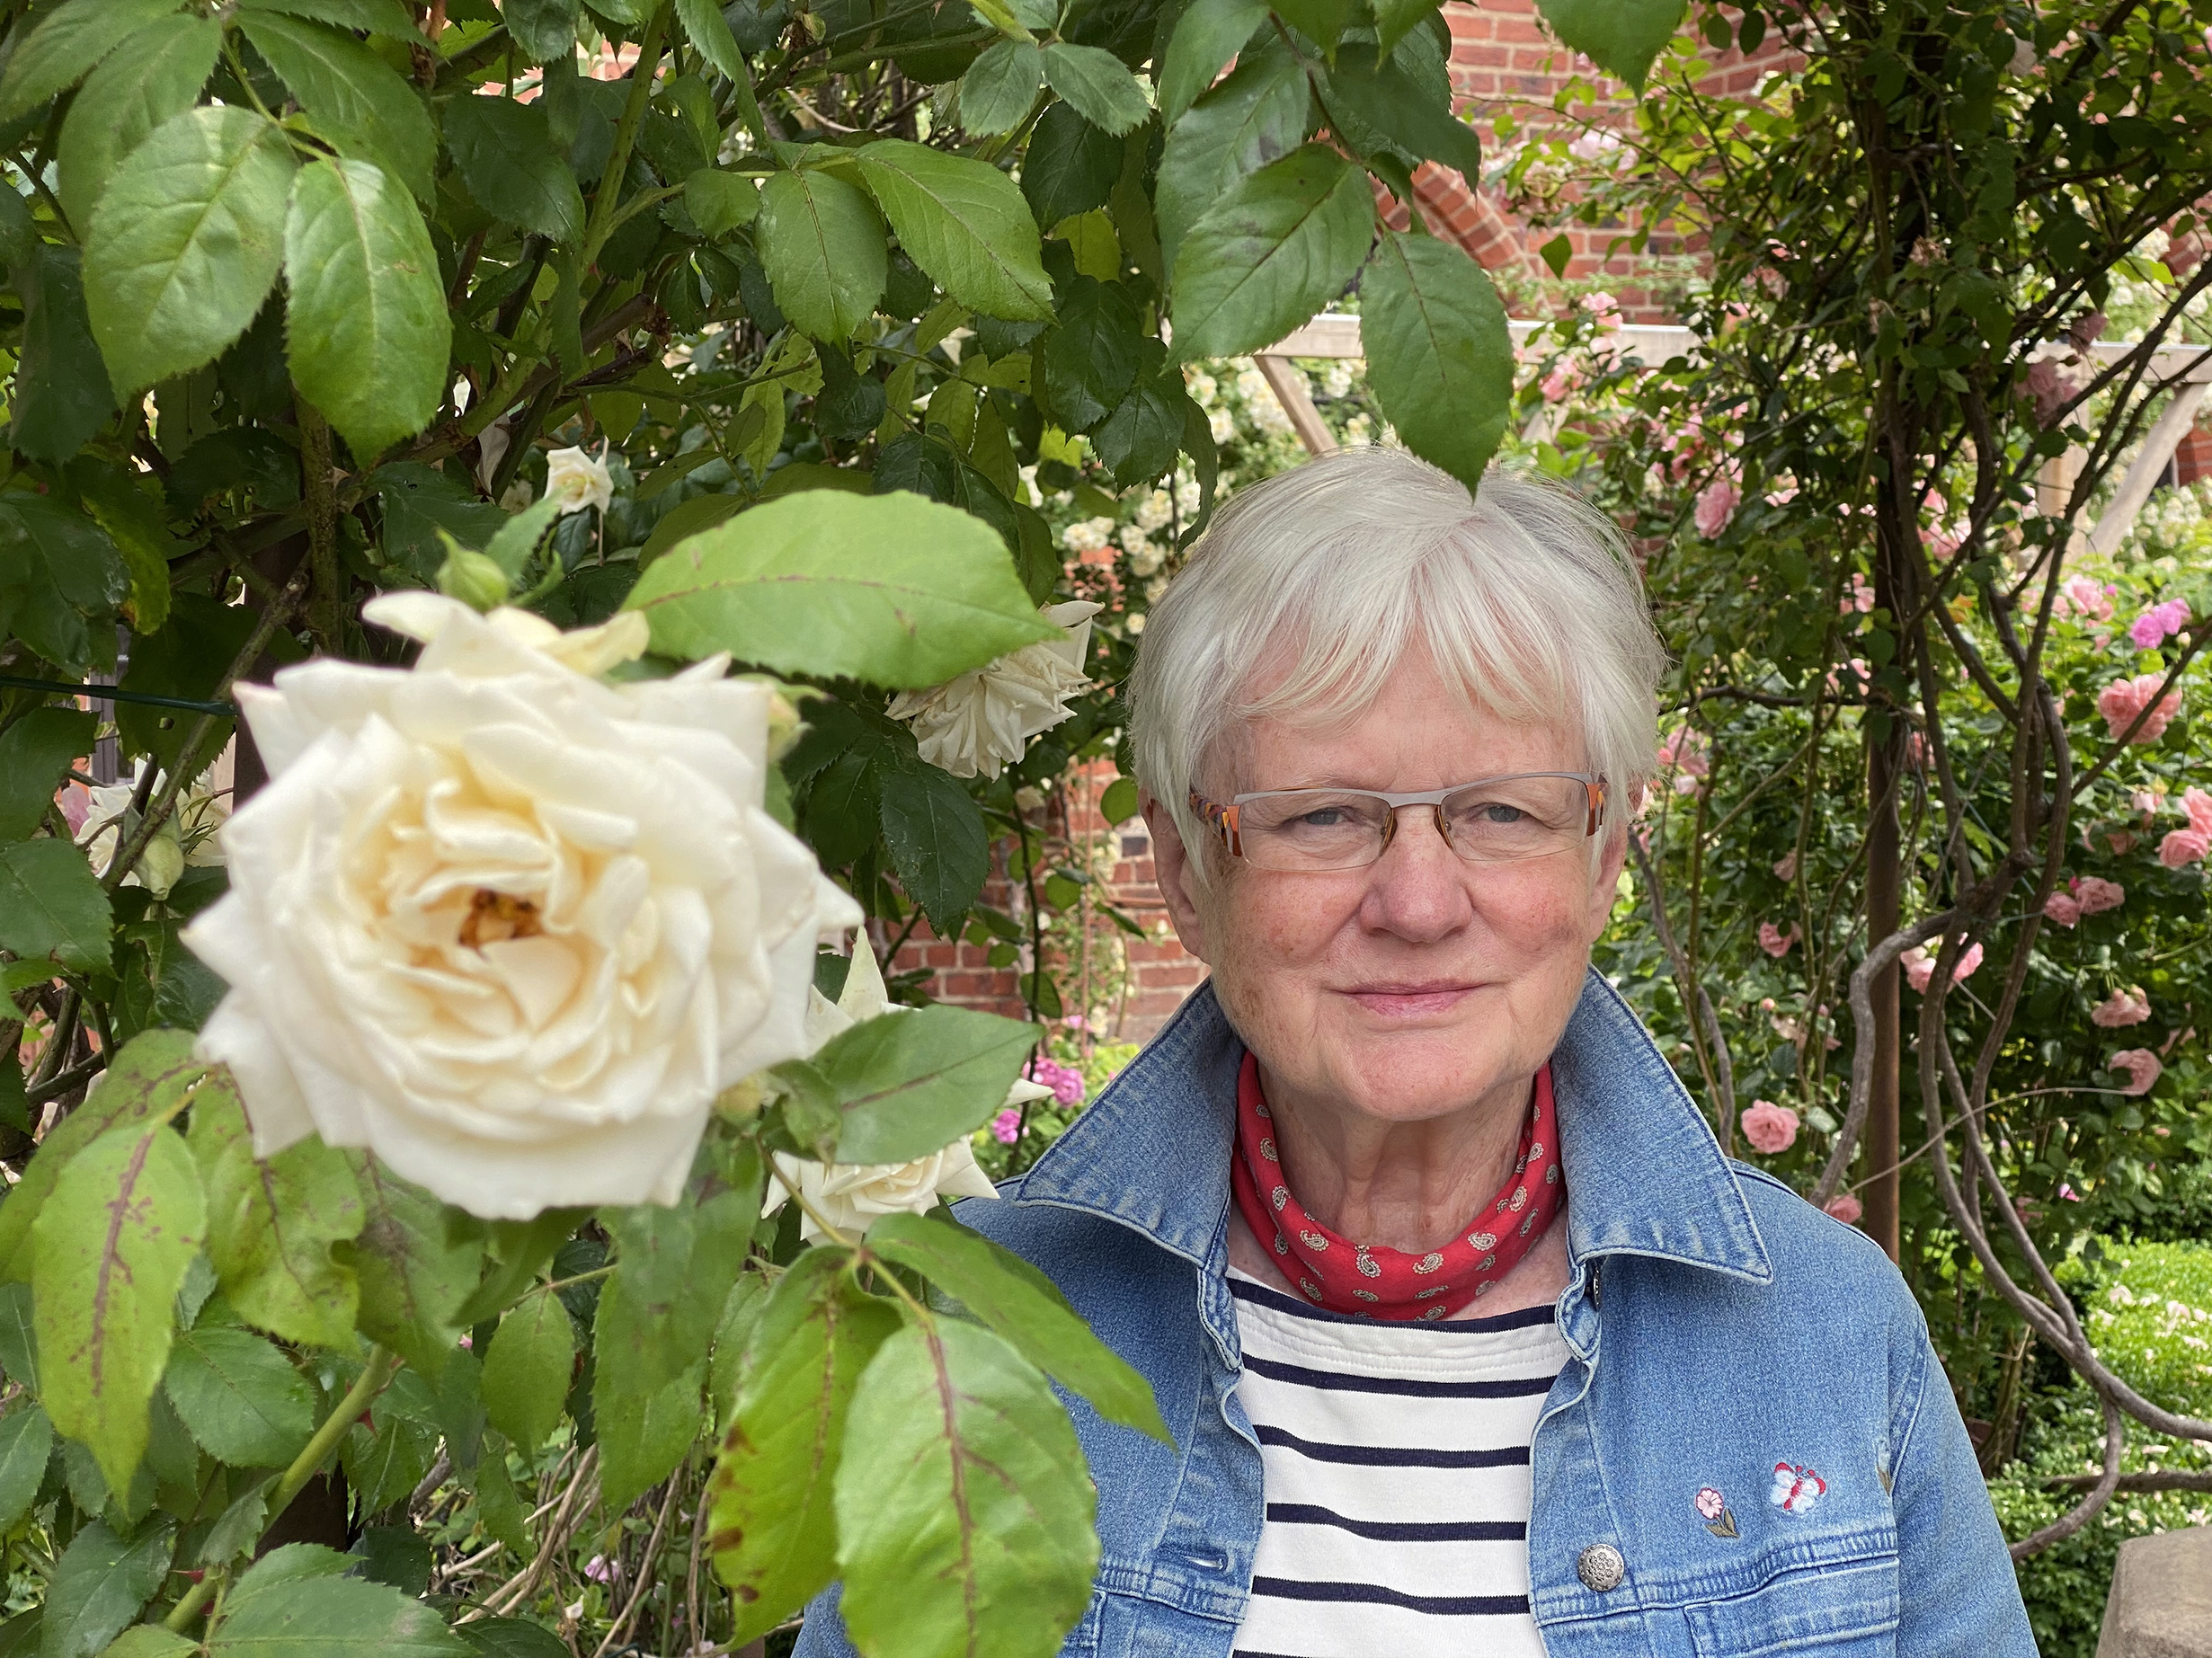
[1128,448,1666,882]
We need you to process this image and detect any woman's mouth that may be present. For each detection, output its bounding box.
[1343,981,1483,1017]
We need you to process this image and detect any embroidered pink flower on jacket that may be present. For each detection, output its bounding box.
[1696,1487,1727,1521]
[1757,921,1797,958]
[1740,1101,1799,1154]
[1770,1463,1826,1514]
[2097,674,2183,744]
[2109,1049,2163,1095]
[2091,988,2151,1028]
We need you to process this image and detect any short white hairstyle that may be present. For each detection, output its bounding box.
[1128,448,1666,880]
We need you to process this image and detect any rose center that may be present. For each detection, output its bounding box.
[458,888,545,949]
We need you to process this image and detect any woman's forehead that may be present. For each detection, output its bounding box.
[1216,696,1587,792]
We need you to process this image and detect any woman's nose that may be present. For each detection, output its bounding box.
[1361,807,1475,939]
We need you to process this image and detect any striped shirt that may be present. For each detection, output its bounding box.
[1228,1271,1568,1658]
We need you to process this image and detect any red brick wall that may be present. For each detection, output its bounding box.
[2176,421,2212,487]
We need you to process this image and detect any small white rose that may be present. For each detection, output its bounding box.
[884,601,1100,780]
[182,592,861,1220]
[761,945,1050,1241]
[545,445,614,515]
[75,763,228,898]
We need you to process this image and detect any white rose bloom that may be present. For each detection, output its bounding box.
[1117,524,1153,558]
[884,600,1100,780]
[76,764,229,899]
[544,446,614,515]
[1176,478,1201,514]
[762,945,1049,1240]
[1186,369,1217,407]
[182,592,862,1220]
[1209,405,1236,445]
[1133,489,1173,532]
[1129,544,1165,578]
[1061,516,1115,555]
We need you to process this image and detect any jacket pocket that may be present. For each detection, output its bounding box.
[1683,1552,1900,1656]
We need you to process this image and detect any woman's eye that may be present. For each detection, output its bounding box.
[1299,809,1350,828]
[1479,803,1526,824]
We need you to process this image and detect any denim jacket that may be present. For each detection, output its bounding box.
[797,970,2036,1657]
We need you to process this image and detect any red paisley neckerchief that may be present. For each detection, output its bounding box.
[1230,1051,1565,1322]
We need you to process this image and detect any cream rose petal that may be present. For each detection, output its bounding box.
[884,601,1101,779]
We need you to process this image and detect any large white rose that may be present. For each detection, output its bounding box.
[762,944,1049,1240]
[182,592,862,1220]
[884,600,1100,780]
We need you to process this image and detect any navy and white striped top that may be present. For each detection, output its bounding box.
[1227,1271,1568,1658]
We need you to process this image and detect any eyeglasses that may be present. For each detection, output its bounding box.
[1188,774,1609,873]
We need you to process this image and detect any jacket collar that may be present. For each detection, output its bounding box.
[1015,967,1772,1287]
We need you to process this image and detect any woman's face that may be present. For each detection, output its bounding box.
[1145,653,1626,1129]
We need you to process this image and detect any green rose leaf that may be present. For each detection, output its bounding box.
[1092,380,1186,484]
[351,1157,484,1381]
[960,40,1044,137]
[83,105,295,395]
[284,156,452,458]
[685,169,760,237]
[107,1628,201,1658]
[1269,0,1355,48]
[756,168,887,341]
[233,0,422,37]
[444,95,586,244]
[795,1002,1039,1164]
[0,1406,55,1532]
[0,0,185,126]
[208,1570,469,1658]
[866,1210,1171,1442]
[593,1359,706,1515]
[709,1248,900,1644]
[852,140,1054,322]
[1041,276,1143,432]
[0,708,94,840]
[1158,0,1268,126]
[162,1325,317,1469]
[479,1293,575,1455]
[0,1032,202,1283]
[40,1520,174,1658]
[32,1116,207,1492]
[55,12,223,235]
[0,489,129,670]
[1372,0,1443,55]
[1170,142,1374,361]
[835,1321,1097,1658]
[596,1163,759,1403]
[1532,0,1685,92]
[1020,102,1122,227]
[1360,228,1513,487]
[500,0,580,63]
[1154,42,1310,269]
[1041,43,1152,137]
[0,839,111,975]
[1321,43,1482,179]
[878,758,990,935]
[624,489,1056,687]
[451,1619,565,1658]
[188,1071,366,1350]
[10,250,118,465]
[235,13,436,200]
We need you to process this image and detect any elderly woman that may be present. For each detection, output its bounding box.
[799,448,2032,1656]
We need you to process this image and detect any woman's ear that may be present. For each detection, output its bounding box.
[1140,790,1213,963]
[1586,820,1630,945]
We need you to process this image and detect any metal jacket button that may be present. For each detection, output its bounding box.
[1577,1543,1625,1592]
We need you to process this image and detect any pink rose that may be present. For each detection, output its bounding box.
[2097,673,2184,743]
[1757,920,1797,958]
[1541,364,1583,403]
[2091,988,2151,1028]
[1772,851,1799,882]
[2072,875,2125,915]
[2061,576,2115,623]
[1740,1101,1800,1154]
[990,1107,1023,1145]
[2159,827,2210,868]
[1658,725,1710,778]
[1694,478,1741,539]
[1841,573,1875,615]
[1954,941,1984,980]
[2042,891,2083,927]
[1900,938,1981,993]
[2026,359,2077,425]
[2128,599,2190,651]
[2109,1049,2162,1095]
[1824,1193,1863,1224]
[2183,786,2212,838]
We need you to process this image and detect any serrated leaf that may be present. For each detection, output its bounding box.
[72,468,174,637]
[233,0,421,38]
[1159,0,1267,125]
[444,95,585,244]
[834,1321,1096,1658]
[32,1117,206,1493]
[55,13,222,235]
[283,156,451,457]
[1154,42,1309,269]
[866,1211,1169,1441]
[466,1455,530,1558]
[1093,380,1184,484]
[707,1272,768,1419]
[0,1032,202,1284]
[351,1157,482,1381]
[803,1003,1038,1163]
[0,838,111,974]
[1371,0,1441,55]
[478,1295,573,1454]
[1322,43,1480,177]
[9,249,117,465]
[83,105,295,395]
[0,489,129,670]
[1532,0,1684,92]
[451,1619,563,1658]
[198,1472,277,1566]
[1041,43,1151,137]
[189,1069,365,1348]
[624,490,1057,686]
[597,1171,759,1402]
[684,169,760,237]
[708,1249,898,1642]
[852,140,1053,322]
[95,1626,193,1658]
[0,708,94,840]
[207,1573,468,1658]
[236,13,435,200]
[0,1407,54,1531]
[162,1325,316,1468]
[755,168,885,341]
[1170,142,1373,360]
[40,1521,173,1658]
[960,40,1044,136]
[878,760,988,933]
[672,0,750,81]
[1019,102,1122,226]
[0,0,184,126]
[500,0,579,63]
[593,1360,705,1515]
[1269,0,1355,49]
[1360,228,1512,486]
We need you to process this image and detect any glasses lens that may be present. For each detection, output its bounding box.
[1443,776,1590,863]
[1236,790,1394,870]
